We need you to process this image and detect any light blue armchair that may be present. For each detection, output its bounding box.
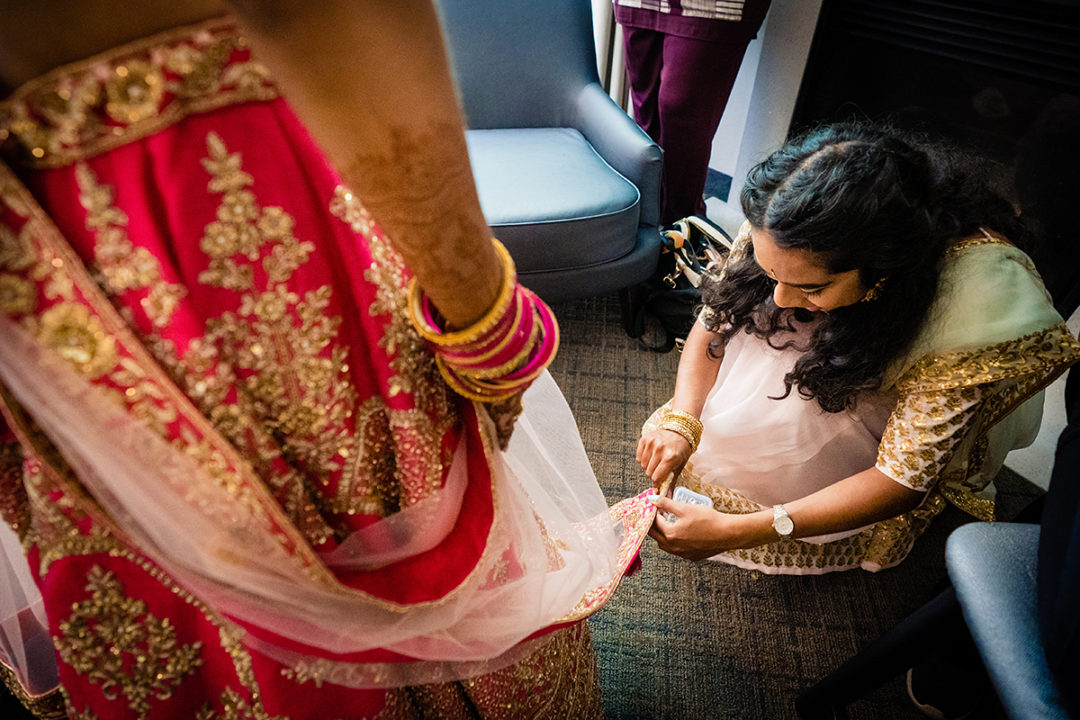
[796,429,1080,720]
[434,0,663,304]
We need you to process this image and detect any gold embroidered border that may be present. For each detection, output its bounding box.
[0,381,123,571]
[0,440,30,543]
[673,454,952,572]
[0,660,67,720]
[946,228,1011,255]
[276,622,564,691]
[0,18,277,169]
[557,490,655,622]
[897,322,1080,394]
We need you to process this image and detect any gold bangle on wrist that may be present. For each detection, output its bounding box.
[407,238,517,347]
[659,408,703,453]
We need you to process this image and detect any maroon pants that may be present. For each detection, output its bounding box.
[622,14,768,224]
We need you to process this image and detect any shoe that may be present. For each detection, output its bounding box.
[905,666,982,720]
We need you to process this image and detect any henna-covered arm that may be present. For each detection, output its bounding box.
[226,0,501,328]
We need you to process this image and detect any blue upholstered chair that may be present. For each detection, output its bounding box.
[945,523,1070,719]
[795,422,1080,720]
[434,0,663,303]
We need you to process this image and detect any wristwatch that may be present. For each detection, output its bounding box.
[772,504,794,539]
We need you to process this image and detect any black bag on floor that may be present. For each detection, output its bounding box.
[625,215,732,352]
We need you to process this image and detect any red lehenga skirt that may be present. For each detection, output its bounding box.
[0,18,654,720]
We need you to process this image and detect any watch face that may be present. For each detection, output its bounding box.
[774,515,794,536]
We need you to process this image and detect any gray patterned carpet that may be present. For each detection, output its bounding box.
[547,294,1035,720]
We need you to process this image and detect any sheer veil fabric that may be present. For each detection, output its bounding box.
[0,19,652,704]
[0,315,626,688]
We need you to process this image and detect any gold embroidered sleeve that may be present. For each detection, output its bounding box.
[875,382,987,490]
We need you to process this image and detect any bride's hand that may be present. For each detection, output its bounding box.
[637,429,692,488]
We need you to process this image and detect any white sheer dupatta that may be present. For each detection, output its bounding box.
[0,314,621,688]
[0,521,58,699]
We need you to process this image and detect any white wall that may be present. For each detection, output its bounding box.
[706,0,824,235]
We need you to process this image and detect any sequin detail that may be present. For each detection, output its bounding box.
[0,19,275,169]
[55,566,204,717]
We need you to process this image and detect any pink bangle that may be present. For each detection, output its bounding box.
[437,287,532,366]
[412,263,561,402]
[501,293,558,381]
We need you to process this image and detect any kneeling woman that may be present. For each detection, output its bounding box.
[639,122,1080,573]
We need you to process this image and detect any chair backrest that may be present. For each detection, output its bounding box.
[1039,384,1080,716]
[434,0,601,129]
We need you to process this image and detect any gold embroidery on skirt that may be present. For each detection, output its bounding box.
[75,163,186,327]
[37,303,118,378]
[55,566,205,718]
[0,273,36,315]
[1,161,340,589]
[328,186,454,420]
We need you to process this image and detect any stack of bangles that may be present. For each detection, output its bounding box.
[659,408,703,453]
[407,239,559,403]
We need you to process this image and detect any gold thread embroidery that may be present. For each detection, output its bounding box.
[37,303,118,378]
[0,19,275,169]
[328,186,452,415]
[0,222,38,272]
[75,163,186,327]
[897,324,1080,394]
[192,131,351,541]
[0,661,67,719]
[112,551,268,719]
[876,383,984,491]
[195,687,284,720]
[0,273,35,315]
[55,566,204,718]
[104,61,165,124]
[946,230,1010,255]
[2,150,338,590]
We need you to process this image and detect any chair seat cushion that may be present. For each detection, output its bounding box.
[465,128,640,275]
[947,522,1070,719]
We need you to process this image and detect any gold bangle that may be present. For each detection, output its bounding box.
[664,408,702,432]
[455,315,541,380]
[447,289,528,368]
[659,408,702,452]
[436,356,518,403]
[407,238,517,347]
[659,420,699,452]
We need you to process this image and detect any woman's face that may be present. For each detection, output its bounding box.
[750,226,866,312]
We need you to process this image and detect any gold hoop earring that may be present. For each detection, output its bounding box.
[860,277,887,303]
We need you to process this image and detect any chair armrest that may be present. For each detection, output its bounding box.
[947,522,1070,719]
[572,83,662,228]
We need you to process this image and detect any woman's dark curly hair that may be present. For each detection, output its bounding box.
[701,121,1025,413]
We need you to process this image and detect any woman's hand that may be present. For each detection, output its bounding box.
[637,429,692,488]
[646,495,766,560]
[645,467,927,562]
[637,320,723,489]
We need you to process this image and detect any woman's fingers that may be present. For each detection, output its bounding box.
[650,451,684,485]
[637,430,690,481]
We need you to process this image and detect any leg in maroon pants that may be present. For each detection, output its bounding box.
[622,21,764,225]
[623,27,665,146]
